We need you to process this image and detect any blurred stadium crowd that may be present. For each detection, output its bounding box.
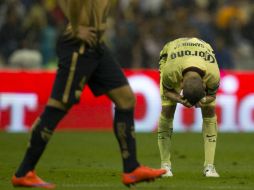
[0,0,253,70]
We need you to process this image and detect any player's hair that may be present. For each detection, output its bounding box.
[183,76,205,105]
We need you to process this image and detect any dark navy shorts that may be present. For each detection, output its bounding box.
[50,35,128,105]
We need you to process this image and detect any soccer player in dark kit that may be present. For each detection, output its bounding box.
[11,0,166,188]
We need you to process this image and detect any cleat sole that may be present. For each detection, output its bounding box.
[125,174,162,187]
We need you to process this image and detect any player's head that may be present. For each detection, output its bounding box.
[182,69,205,105]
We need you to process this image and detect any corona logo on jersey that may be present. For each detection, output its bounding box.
[0,70,254,132]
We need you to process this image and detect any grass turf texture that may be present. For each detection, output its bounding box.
[0,132,253,190]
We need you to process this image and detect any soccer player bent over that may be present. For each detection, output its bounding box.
[11,0,165,188]
[158,37,220,177]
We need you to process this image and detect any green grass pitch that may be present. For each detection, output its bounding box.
[0,132,253,190]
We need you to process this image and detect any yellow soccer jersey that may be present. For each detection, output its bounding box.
[159,37,220,105]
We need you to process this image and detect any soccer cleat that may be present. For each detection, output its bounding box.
[122,165,166,187]
[11,171,55,189]
[203,164,220,177]
[161,163,173,177]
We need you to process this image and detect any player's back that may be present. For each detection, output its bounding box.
[161,38,216,67]
[160,38,220,91]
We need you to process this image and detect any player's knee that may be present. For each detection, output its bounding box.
[116,92,136,109]
[108,85,136,109]
[202,106,215,118]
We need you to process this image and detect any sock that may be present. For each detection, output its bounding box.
[202,116,218,166]
[157,114,173,166]
[113,108,140,173]
[15,106,67,177]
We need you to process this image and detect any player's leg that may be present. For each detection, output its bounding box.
[89,44,165,186]
[158,105,176,177]
[12,79,72,189]
[12,102,69,189]
[107,85,139,172]
[107,85,166,186]
[14,102,69,176]
[88,45,139,173]
[12,40,90,188]
[201,105,219,177]
[157,77,176,177]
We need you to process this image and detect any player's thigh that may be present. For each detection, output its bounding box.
[88,45,130,107]
[51,41,98,106]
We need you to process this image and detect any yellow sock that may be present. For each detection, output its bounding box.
[157,115,173,166]
[202,116,218,166]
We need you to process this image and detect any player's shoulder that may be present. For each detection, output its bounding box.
[161,37,203,48]
[161,41,171,51]
[161,37,186,48]
[167,38,187,47]
[160,38,182,54]
[189,37,214,51]
[171,37,214,50]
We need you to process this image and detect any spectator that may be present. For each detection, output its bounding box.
[0,3,23,63]
[22,5,47,49]
[9,49,42,69]
[0,0,253,69]
[214,36,235,69]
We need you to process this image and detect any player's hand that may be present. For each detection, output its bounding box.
[179,97,193,108]
[164,89,193,108]
[195,99,205,108]
[175,95,193,108]
[195,96,215,108]
[76,26,97,46]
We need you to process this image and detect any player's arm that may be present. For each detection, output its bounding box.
[163,86,192,108]
[58,0,96,46]
[161,66,192,107]
[196,95,215,107]
[196,81,219,107]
